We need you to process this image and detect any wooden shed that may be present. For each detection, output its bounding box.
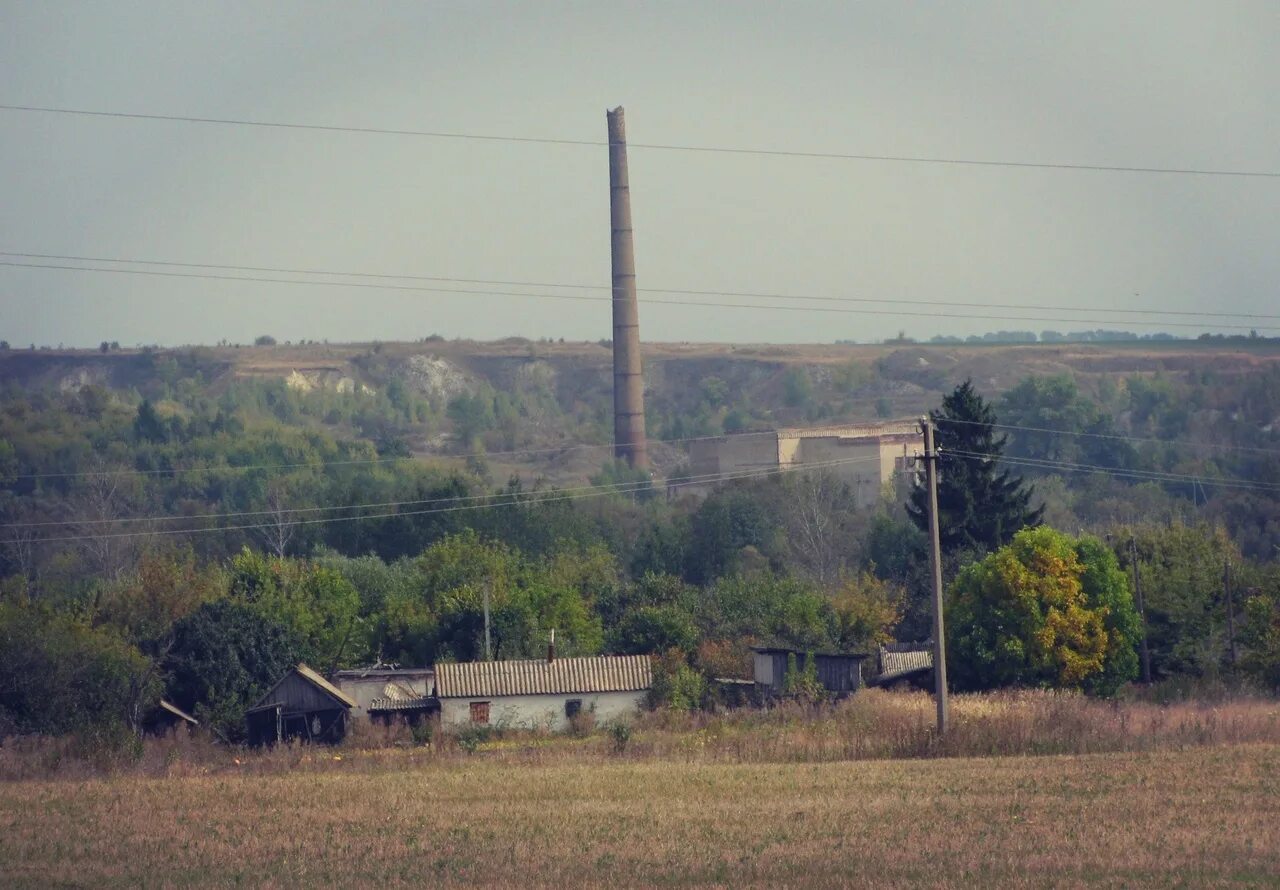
[751,647,869,699]
[142,699,199,737]
[245,664,357,746]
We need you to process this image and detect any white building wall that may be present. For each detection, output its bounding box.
[333,672,433,718]
[439,690,647,732]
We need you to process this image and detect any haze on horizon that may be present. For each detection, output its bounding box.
[2,1,1278,348]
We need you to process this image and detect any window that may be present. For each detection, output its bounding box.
[564,699,583,719]
[469,701,490,724]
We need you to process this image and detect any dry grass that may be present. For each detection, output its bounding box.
[1,744,1278,888]
[2,692,1280,886]
[3,689,1278,783]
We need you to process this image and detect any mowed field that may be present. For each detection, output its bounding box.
[3,744,1278,888]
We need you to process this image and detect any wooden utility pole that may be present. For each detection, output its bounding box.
[1130,537,1152,684]
[920,418,949,735]
[483,579,493,662]
[1224,558,1237,667]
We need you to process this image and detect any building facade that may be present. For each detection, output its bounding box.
[435,654,652,731]
[686,421,923,507]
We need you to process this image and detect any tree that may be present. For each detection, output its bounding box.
[609,605,698,655]
[0,603,158,736]
[999,374,1136,468]
[907,380,1042,552]
[133,399,167,444]
[165,599,301,742]
[1116,523,1240,679]
[253,335,277,347]
[947,527,1140,694]
[829,572,904,653]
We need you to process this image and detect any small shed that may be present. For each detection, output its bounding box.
[142,699,199,736]
[436,654,652,731]
[752,647,869,699]
[333,665,438,725]
[245,663,357,746]
[870,643,934,688]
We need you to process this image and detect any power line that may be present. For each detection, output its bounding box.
[5,259,1274,331]
[938,417,1280,458]
[5,431,780,528]
[3,103,1279,179]
[24,454,883,543]
[7,428,776,482]
[948,449,1280,493]
[5,250,1279,322]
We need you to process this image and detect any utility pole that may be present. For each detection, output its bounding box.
[483,578,492,662]
[919,418,949,735]
[1130,537,1152,684]
[1224,558,1237,668]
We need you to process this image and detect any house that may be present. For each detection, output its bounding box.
[752,647,869,699]
[332,665,437,725]
[245,663,358,746]
[141,699,199,736]
[869,643,934,688]
[435,654,652,731]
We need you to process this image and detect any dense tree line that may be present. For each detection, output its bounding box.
[1,354,1280,742]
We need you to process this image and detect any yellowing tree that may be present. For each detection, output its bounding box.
[948,527,1136,693]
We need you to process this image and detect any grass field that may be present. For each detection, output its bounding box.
[2,743,1278,888]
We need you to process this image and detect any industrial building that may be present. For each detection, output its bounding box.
[686,421,924,507]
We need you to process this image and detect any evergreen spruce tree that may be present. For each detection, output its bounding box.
[907,380,1042,552]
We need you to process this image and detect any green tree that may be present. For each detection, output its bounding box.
[1240,587,1280,691]
[907,380,1042,552]
[165,599,301,742]
[947,527,1139,694]
[0,603,159,736]
[1116,523,1240,679]
[609,605,698,655]
[829,572,904,653]
[133,399,167,444]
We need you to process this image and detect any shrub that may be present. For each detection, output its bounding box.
[607,720,632,754]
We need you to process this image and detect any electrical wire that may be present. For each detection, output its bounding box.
[7,429,777,482]
[3,104,1279,179]
[937,417,1280,458]
[4,260,1274,331]
[24,453,884,543]
[4,433,780,528]
[947,449,1280,493]
[4,250,1278,322]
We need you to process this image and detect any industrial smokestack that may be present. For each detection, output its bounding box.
[607,106,649,470]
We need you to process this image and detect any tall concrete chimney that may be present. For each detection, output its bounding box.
[607,106,649,470]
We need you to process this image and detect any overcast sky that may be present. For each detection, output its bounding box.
[2,1,1278,347]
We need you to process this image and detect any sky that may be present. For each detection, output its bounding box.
[1,1,1278,347]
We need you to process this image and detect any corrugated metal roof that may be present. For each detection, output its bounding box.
[369,696,435,712]
[435,655,653,698]
[876,647,933,684]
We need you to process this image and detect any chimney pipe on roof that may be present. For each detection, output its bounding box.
[547,628,556,663]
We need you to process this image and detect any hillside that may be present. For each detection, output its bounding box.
[6,338,1279,482]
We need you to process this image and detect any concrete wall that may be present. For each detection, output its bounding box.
[333,672,433,719]
[439,690,647,732]
[689,433,778,480]
[684,423,923,508]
